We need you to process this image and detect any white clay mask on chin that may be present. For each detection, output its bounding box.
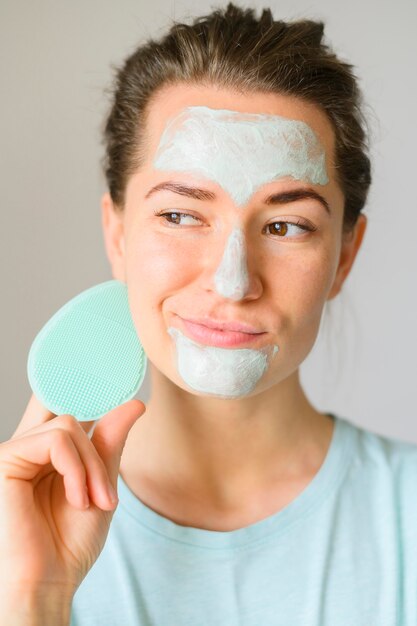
[153,105,328,397]
[167,327,279,398]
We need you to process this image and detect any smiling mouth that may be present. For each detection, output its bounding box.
[176,316,267,348]
[177,315,264,334]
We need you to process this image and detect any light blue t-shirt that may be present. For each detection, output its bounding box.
[70,414,417,625]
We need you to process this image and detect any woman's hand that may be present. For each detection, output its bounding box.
[0,393,146,601]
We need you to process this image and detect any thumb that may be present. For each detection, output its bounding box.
[89,399,146,487]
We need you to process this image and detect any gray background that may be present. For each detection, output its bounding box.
[1,0,416,442]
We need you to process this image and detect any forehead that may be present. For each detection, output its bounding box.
[153,105,329,206]
[140,84,337,204]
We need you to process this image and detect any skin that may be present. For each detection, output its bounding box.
[101,83,367,531]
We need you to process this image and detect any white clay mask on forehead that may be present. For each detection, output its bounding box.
[153,105,329,206]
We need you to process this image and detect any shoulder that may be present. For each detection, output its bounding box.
[347,417,417,467]
[340,415,417,499]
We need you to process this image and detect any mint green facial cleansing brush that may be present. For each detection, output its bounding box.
[27,279,147,422]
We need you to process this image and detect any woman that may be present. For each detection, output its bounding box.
[1,4,416,625]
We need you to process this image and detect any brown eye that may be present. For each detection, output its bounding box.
[154,211,202,226]
[264,220,314,238]
[267,222,288,236]
[166,212,181,224]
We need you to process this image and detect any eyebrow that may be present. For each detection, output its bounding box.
[144,181,331,214]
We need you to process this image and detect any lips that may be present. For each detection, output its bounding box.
[176,315,267,348]
[179,316,264,334]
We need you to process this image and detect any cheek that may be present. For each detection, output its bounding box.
[127,231,195,294]
[268,247,335,323]
[260,250,336,379]
[125,231,198,343]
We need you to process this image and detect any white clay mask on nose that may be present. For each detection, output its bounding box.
[214,226,250,300]
[153,105,329,206]
[167,327,279,398]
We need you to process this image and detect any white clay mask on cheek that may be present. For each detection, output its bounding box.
[167,327,279,398]
[153,105,329,206]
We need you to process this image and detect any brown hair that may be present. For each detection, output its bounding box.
[101,2,371,233]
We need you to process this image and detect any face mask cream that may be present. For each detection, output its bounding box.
[214,226,250,300]
[167,326,279,398]
[153,105,329,207]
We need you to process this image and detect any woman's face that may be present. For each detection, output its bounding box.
[102,84,366,399]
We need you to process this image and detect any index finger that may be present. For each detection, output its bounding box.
[11,393,95,439]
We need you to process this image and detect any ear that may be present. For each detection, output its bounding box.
[327,213,367,301]
[101,191,127,282]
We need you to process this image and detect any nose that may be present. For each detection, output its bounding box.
[213,227,261,301]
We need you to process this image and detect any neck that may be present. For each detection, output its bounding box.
[120,364,333,512]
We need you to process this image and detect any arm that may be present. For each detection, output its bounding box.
[0,585,73,626]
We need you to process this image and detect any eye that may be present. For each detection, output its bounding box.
[154,210,202,226]
[264,219,317,238]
